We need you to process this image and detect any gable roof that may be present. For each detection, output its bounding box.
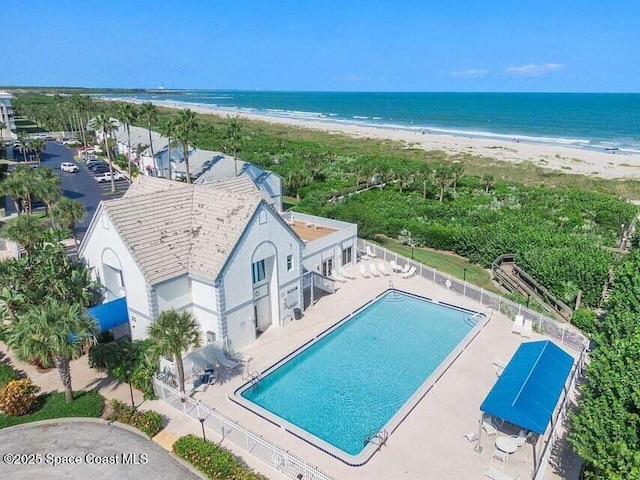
[101,176,265,285]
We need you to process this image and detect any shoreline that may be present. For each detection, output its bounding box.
[106,97,640,181]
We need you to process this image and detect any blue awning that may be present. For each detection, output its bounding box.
[88,297,129,332]
[480,340,574,435]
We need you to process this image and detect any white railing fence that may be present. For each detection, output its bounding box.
[153,378,337,480]
[358,239,588,351]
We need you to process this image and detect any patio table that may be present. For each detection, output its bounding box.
[495,435,518,454]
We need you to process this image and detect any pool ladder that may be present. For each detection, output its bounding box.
[364,428,389,448]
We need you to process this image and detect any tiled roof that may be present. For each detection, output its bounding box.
[102,176,263,284]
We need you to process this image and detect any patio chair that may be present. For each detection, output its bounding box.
[378,263,391,276]
[369,263,381,277]
[402,266,417,279]
[330,269,346,282]
[512,430,529,447]
[521,319,533,338]
[484,466,520,480]
[491,446,508,466]
[359,264,371,278]
[400,263,411,274]
[464,431,478,442]
[390,260,403,272]
[216,349,239,370]
[512,314,524,334]
[365,245,378,258]
[482,416,498,436]
[338,267,356,280]
[492,358,507,376]
[360,250,372,260]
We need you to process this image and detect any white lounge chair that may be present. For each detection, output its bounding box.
[492,359,507,376]
[216,349,239,370]
[521,319,533,338]
[369,263,381,277]
[390,260,403,272]
[483,416,498,436]
[402,266,416,279]
[365,245,378,258]
[400,263,411,274]
[378,263,391,276]
[338,267,356,280]
[512,430,529,447]
[330,269,346,282]
[512,314,524,334]
[464,431,478,442]
[359,264,371,278]
[492,447,508,465]
[484,466,520,480]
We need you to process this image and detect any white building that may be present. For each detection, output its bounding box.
[80,176,356,352]
[107,124,283,211]
[0,91,16,141]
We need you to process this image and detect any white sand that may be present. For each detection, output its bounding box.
[119,98,640,180]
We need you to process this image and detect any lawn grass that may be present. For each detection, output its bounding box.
[0,391,104,429]
[372,235,500,293]
[13,117,45,134]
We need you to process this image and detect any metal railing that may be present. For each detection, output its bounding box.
[358,239,589,351]
[153,378,337,480]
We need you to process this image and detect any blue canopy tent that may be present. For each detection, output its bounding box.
[88,297,129,333]
[476,340,574,469]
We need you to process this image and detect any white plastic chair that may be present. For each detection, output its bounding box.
[378,263,391,276]
[359,264,371,278]
[483,416,498,436]
[484,466,520,480]
[512,314,524,334]
[338,267,355,280]
[330,269,346,283]
[491,447,508,465]
[365,245,378,258]
[369,263,381,277]
[402,266,416,278]
[390,260,403,272]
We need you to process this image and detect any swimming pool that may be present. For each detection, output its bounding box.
[236,289,485,464]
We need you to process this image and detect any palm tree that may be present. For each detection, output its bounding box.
[116,102,138,179]
[52,198,86,250]
[92,115,118,193]
[450,162,465,193]
[148,309,202,394]
[7,300,96,403]
[33,168,61,222]
[222,116,243,176]
[139,103,159,176]
[158,117,176,179]
[174,109,199,184]
[482,174,495,194]
[0,171,26,214]
[285,170,311,202]
[434,164,453,203]
[17,133,30,162]
[29,138,46,165]
[1,214,45,253]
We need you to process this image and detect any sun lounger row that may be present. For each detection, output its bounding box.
[330,267,357,282]
[511,314,533,337]
[358,262,416,279]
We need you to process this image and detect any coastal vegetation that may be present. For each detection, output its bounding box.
[107,399,164,438]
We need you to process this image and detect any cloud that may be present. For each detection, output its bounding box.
[506,63,563,76]
[451,68,489,78]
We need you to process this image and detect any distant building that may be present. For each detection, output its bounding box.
[0,91,16,141]
[79,176,357,351]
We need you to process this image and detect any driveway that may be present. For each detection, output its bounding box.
[3,141,129,242]
[0,420,202,480]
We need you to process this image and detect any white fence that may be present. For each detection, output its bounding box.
[358,239,589,351]
[153,378,337,480]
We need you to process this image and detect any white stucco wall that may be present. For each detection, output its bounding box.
[221,203,303,351]
[155,275,191,312]
[80,209,152,340]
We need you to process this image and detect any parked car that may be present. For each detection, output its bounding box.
[60,162,79,173]
[87,160,107,169]
[91,166,111,175]
[60,138,81,146]
[94,171,126,183]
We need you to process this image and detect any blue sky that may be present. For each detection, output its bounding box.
[1,1,638,92]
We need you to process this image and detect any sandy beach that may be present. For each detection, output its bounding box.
[119,98,640,181]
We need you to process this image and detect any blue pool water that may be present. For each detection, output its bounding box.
[240,291,478,457]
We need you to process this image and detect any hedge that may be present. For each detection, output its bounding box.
[0,362,19,389]
[107,399,164,438]
[173,434,268,479]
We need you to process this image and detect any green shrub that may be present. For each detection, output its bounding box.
[107,399,163,438]
[89,339,158,399]
[571,308,599,336]
[0,391,104,429]
[0,379,40,416]
[173,434,267,480]
[0,363,18,389]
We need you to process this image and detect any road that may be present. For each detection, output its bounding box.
[0,420,202,480]
[4,141,129,242]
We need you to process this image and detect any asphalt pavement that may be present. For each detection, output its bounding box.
[3,141,130,242]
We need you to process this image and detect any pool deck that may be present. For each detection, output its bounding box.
[190,261,582,480]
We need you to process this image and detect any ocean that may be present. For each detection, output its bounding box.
[103,91,640,153]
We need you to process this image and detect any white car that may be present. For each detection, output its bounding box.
[60,162,79,173]
[94,171,126,183]
[61,138,81,146]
